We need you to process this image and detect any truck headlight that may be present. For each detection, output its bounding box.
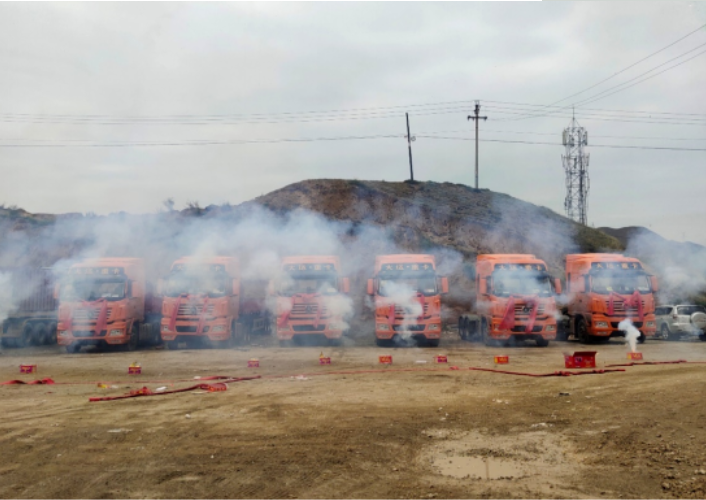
[428,324,440,331]
[545,325,556,332]
[646,322,655,327]
[57,330,68,337]
[161,325,170,332]
[211,325,226,333]
[376,324,390,331]
[595,321,609,328]
[109,329,123,337]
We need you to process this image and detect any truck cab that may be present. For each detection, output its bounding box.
[459,254,561,347]
[160,256,247,349]
[367,254,448,347]
[272,256,350,346]
[563,254,658,343]
[56,258,160,353]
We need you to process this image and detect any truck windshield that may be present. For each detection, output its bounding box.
[378,277,437,297]
[279,274,338,296]
[590,272,651,295]
[491,271,552,297]
[60,279,126,302]
[165,273,229,298]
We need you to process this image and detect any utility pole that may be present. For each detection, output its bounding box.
[405,112,415,181]
[467,101,487,189]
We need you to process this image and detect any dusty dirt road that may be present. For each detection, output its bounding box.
[1,332,706,499]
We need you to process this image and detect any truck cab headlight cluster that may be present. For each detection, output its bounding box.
[545,325,556,332]
[376,324,390,331]
[646,321,655,327]
[57,330,68,337]
[211,325,226,333]
[161,325,170,332]
[109,329,123,337]
[427,324,440,331]
[595,321,609,328]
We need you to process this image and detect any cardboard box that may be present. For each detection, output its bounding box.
[563,351,597,368]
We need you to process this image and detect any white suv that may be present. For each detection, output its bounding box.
[655,305,706,341]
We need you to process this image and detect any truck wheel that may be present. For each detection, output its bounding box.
[576,318,591,344]
[375,338,393,348]
[637,333,646,344]
[536,337,549,347]
[426,339,440,348]
[66,343,81,354]
[123,323,139,352]
[20,324,35,347]
[481,321,494,347]
[699,333,706,342]
[166,340,180,350]
[458,318,467,341]
[279,339,294,347]
[33,323,48,345]
[660,325,672,341]
[46,323,58,345]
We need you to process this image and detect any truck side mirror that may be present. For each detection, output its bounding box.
[366,279,374,295]
[554,278,562,295]
[650,275,659,293]
[439,277,449,294]
[157,279,165,296]
[340,277,350,294]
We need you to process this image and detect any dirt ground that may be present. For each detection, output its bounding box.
[1,331,706,499]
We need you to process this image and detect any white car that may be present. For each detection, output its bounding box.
[655,305,706,341]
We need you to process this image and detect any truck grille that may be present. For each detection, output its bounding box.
[605,300,646,313]
[292,325,326,332]
[292,304,328,316]
[394,304,429,316]
[392,324,426,332]
[175,325,210,333]
[178,304,214,315]
[513,303,545,315]
[510,325,543,333]
[74,330,107,337]
[72,307,113,321]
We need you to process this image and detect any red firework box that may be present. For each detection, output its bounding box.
[319,356,331,365]
[435,355,448,364]
[494,355,509,365]
[247,358,260,368]
[128,363,141,375]
[378,355,393,365]
[20,364,37,374]
[563,351,597,369]
[207,383,228,392]
[627,352,643,361]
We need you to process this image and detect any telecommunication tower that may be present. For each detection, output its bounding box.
[561,112,590,225]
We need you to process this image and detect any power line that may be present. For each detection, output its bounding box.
[483,101,706,119]
[503,23,706,119]
[416,129,706,142]
[484,107,706,126]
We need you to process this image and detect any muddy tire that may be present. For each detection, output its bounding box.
[166,339,180,350]
[279,339,294,348]
[122,323,139,352]
[375,338,393,348]
[20,324,35,348]
[425,339,440,348]
[481,320,495,347]
[458,318,466,341]
[576,318,591,344]
[637,333,646,344]
[536,337,549,347]
[699,333,706,342]
[66,343,81,354]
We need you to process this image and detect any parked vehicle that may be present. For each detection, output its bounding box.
[56,258,162,353]
[160,256,269,349]
[273,256,350,346]
[368,254,447,347]
[0,267,57,348]
[655,305,706,341]
[458,254,561,347]
[562,254,658,343]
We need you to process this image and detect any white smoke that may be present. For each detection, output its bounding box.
[618,319,640,353]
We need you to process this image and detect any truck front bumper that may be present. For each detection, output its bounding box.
[160,317,231,342]
[57,321,129,345]
[374,321,441,340]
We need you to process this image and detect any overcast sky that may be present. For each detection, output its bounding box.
[0,2,705,244]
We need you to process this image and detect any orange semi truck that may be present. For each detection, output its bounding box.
[160,256,268,349]
[458,254,561,347]
[561,254,658,343]
[56,258,162,353]
[367,254,448,347]
[272,256,350,346]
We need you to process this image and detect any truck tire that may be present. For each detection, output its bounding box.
[699,333,706,342]
[481,320,495,347]
[536,337,549,347]
[66,343,81,354]
[20,324,35,347]
[122,323,139,352]
[637,333,646,344]
[426,339,440,348]
[46,322,58,345]
[166,339,181,350]
[375,338,393,348]
[576,318,591,344]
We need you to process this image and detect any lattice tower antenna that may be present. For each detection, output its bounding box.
[562,110,590,225]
